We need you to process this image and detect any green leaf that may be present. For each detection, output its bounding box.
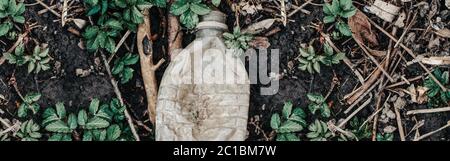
[55,102,66,118]
[112,62,124,75]
[105,37,116,53]
[24,93,41,103]
[121,67,134,84]
[83,131,93,141]
[323,15,336,23]
[131,6,144,24]
[190,3,210,15]
[17,104,27,118]
[105,19,123,30]
[87,5,101,16]
[85,117,110,129]
[323,3,333,15]
[67,113,78,130]
[89,98,100,114]
[27,62,35,73]
[12,15,24,23]
[307,93,324,103]
[123,53,139,65]
[180,10,199,29]
[331,0,340,15]
[337,22,352,36]
[340,0,353,11]
[78,110,88,126]
[83,26,98,39]
[45,120,71,133]
[48,133,63,141]
[313,61,321,73]
[277,133,300,141]
[282,102,293,119]
[114,0,127,8]
[270,113,281,130]
[340,9,356,18]
[170,0,189,16]
[106,124,121,141]
[278,121,303,133]
[212,0,221,7]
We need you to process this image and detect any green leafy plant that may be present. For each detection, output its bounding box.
[170,0,212,29]
[83,0,166,53]
[307,93,331,118]
[17,120,42,141]
[424,68,450,108]
[339,117,371,141]
[42,98,127,141]
[323,0,356,36]
[112,53,139,84]
[3,43,52,74]
[270,101,306,141]
[223,27,253,56]
[376,133,393,141]
[297,43,345,74]
[17,92,41,118]
[0,0,25,38]
[306,119,332,141]
[298,45,322,74]
[83,20,122,53]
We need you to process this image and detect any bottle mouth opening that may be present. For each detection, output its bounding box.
[196,10,228,31]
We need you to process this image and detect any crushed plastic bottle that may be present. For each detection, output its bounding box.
[156,11,250,141]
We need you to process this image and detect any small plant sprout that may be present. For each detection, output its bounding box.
[3,43,52,74]
[376,133,394,141]
[42,99,126,141]
[270,101,306,141]
[297,43,345,74]
[223,26,253,56]
[17,92,41,118]
[17,119,42,141]
[0,0,25,38]
[112,53,139,84]
[424,68,450,108]
[307,93,331,118]
[306,119,332,141]
[323,0,356,36]
[322,43,346,66]
[170,0,211,29]
[338,117,371,141]
[83,20,122,53]
[298,45,323,74]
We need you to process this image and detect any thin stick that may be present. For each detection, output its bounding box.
[338,94,373,128]
[394,105,406,141]
[407,107,450,115]
[367,15,447,92]
[287,0,313,17]
[108,30,132,63]
[61,0,68,27]
[35,0,61,17]
[414,121,450,141]
[100,51,140,141]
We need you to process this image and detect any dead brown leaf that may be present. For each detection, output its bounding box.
[249,36,270,49]
[349,10,379,46]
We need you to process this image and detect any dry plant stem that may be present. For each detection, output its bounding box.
[355,40,394,82]
[407,107,450,115]
[108,30,132,63]
[36,0,61,17]
[167,0,183,60]
[385,75,422,89]
[279,0,287,26]
[138,9,165,125]
[100,51,140,141]
[394,106,406,141]
[414,122,450,141]
[394,12,417,48]
[287,0,313,17]
[61,0,68,27]
[0,117,11,128]
[338,93,373,128]
[328,123,357,140]
[344,70,383,114]
[367,16,447,92]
